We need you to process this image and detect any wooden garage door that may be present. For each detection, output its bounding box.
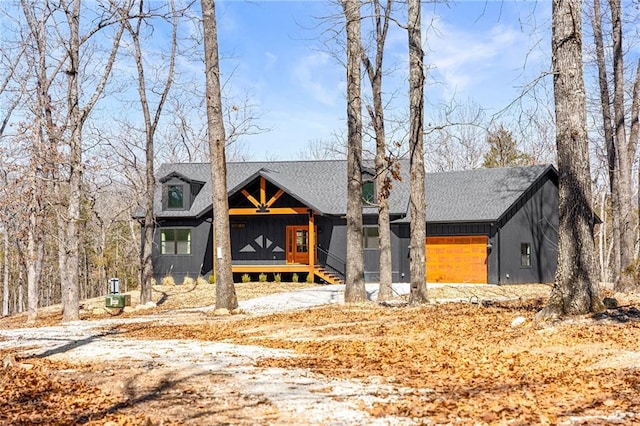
[426,236,488,284]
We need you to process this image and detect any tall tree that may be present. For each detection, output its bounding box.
[537,0,604,318]
[342,0,367,303]
[407,0,427,304]
[482,125,533,168]
[590,0,620,285]
[361,0,394,300]
[119,0,178,304]
[201,0,237,311]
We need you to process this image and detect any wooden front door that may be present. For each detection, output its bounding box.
[286,226,309,264]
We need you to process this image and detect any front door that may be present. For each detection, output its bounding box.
[286,226,309,264]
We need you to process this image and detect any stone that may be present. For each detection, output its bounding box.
[603,297,619,309]
[212,308,230,316]
[511,316,527,328]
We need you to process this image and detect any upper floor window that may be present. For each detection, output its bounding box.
[362,180,376,204]
[167,184,184,209]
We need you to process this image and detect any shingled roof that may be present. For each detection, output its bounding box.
[150,161,556,223]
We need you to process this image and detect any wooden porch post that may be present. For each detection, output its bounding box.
[308,211,315,282]
[212,221,216,283]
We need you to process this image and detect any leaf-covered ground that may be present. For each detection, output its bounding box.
[3,284,640,424]
[115,300,640,425]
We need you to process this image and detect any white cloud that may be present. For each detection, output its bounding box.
[292,52,343,107]
[426,16,532,98]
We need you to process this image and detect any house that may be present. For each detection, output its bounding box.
[144,160,559,285]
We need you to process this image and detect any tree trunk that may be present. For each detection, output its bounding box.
[407,0,427,304]
[201,0,237,311]
[26,207,38,324]
[3,229,9,316]
[609,0,635,290]
[537,0,604,318]
[591,0,619,285]
[362,0,394,301]
[342,0,367,303]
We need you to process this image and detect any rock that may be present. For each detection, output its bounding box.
[511,316,527,328]
[212,308,230,316]
[603,297,619,309]
[92,308,104,316]
[123,306,135,313]
[144,301,157,308]
[230,308,244,315]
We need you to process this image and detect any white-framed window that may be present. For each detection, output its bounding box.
[161,229,191,255]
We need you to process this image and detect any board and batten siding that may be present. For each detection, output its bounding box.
[494,175,558,284]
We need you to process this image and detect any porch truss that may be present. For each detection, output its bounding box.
[222,175,317,281]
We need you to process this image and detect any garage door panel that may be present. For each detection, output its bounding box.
[426,235,488,284]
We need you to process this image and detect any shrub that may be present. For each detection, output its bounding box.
[182,276,195,287]
[197,276,209,286]
[306,273,314,283]
[208,275,216,284]
[274,273,282,283]
[292,273,299,283]
[241,273,251,283]
[258,272,267,283]
[161,275,176,286]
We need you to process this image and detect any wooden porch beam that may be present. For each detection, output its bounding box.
[265,189,285,208]
[308,212,315,281]
[260,176,267,204]
[241,189,261,208]
[229,207,309,215]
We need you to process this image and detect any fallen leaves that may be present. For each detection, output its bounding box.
[117,301,640,424]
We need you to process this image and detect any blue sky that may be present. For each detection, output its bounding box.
[212,0,552,161]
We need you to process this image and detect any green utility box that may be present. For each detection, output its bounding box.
[105,294,131,308]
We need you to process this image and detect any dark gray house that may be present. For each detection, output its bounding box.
[143,160,559,285]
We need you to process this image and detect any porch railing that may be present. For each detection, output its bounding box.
[316,245,346,279]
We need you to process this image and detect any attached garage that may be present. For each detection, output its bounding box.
[426,236,488,284]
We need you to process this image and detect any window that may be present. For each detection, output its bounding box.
[161,229,191,255]
[363,226,379,249]
[167,185,184,209]
[362,180,375,204]
[520,242,531,267]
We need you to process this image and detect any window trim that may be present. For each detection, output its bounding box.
[161,228,192,255]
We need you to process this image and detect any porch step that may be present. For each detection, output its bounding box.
[314,265,344,285]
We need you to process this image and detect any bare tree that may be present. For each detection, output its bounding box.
[118,0,178,304]
[342,0,367,303]
[361,0,395,300]
[537,0,604,319]
[201,0,237,311]
[407,0,427,304]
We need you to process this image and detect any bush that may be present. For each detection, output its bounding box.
[182,276,195,287]
[258,272,267,283]
[161,275,176,286]
[292,273,299,283]
[306,273,314,283]
[197,276,209,286]
[241,273,251,283]
[274,273,282,283]
[208,275,216,284]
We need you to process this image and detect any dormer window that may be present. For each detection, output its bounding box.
[167,184,184,209]
[362,180,376,204]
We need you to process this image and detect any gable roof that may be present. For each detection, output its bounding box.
[423,164,555,223]
[149,161,556,222]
